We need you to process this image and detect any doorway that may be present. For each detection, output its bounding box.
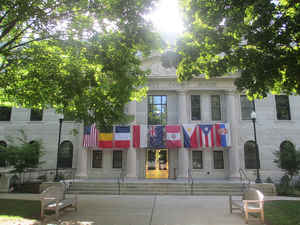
[145,149,168,179]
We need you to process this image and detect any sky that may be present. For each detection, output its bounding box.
[147,0,184,42]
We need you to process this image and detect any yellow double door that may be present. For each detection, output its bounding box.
[145,149,168,179]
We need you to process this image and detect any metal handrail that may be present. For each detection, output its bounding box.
[239,168,251,190]
[188,168,194,195]
[117,176,121,195]
[120,169,126,183]
[117,168,126,195]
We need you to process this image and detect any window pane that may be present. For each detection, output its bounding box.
[148,96,153,104]
[0,141,7,167]
[240,95,254,120]
[275,95,291,120]
[191,95,201,120]
[153,96,162,104]
[30,109,43,121]
[113,151,122,168]
[162,96,167,104]
[58,141,73,168]
[161,105,167,125]
[244,141,257,169]
[92,150,102,168]
[213,151,224,169]
[280,140,294,152]
[192,151,203,169]
[211,95,221,121]
[148,95,167,125]
[28,141,39,165]
[0,107,11,121]
[64,111,76,121]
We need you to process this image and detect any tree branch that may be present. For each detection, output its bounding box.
[6,37,45,52]
[0,18,18,41]
[0,24,33,53]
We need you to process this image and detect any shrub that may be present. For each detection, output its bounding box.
[265,177,274,183]
[274,142,300,181]
[1,130,44,182]
[276,175,295,196]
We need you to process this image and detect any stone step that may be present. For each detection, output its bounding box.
[68,181,247,196]
[68,190,244,196]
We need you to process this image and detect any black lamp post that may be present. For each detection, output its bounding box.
[250,110,262,183]
[55,115,64,181]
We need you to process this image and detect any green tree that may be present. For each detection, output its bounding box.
[0,130,43,174]
[274,141,300,180]
[175,0,300,97]
[0,0,161,128]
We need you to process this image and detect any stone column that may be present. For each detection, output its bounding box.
[126,101,138,178]
[177,91,189,179]
[76,123,88,178]
[226,93,241,180]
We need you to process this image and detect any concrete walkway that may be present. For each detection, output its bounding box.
[48,195,249,225]
[1,193,299,225]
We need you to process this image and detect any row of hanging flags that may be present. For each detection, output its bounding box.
[83,123,231,149]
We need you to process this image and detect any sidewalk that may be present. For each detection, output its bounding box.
[1,193,299,225]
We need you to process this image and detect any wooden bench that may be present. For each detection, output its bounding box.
[229,188,264,224]
[40,184,77,220]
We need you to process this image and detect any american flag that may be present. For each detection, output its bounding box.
[83,123,98,147]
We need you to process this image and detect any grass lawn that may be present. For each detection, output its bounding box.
[264,200,300,225]
[0,199,41,224]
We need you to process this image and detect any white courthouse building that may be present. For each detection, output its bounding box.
[1,55,300,182]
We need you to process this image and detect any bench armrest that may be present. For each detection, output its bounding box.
[243,200,264,203]
[41,197,56,200]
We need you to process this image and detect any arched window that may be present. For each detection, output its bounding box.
[0,141,7,167]
[57,141,73,168]
[280,140,294,152]
[28,141,40,166]
[244,140,258,169]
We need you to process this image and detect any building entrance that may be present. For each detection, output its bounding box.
[145,149,168,179]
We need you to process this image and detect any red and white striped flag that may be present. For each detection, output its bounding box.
[83,123,98,147]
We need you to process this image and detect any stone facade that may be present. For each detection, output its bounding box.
[1,55,299,183]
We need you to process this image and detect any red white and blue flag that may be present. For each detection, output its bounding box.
[166,125,181,148]
[83,123,98,148]
[199,124,215,148]
[182,124,198,148]
[114,126,131,148]
[215,123,231,147]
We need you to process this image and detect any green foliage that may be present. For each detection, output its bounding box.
[276,175,295,196]
[0,130,43,173]
[265,177,274,184]
[274,142,300,179]
[177,0,300,97]
[0,0,161,128]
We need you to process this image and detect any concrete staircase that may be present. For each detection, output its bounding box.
[68,181,246,196]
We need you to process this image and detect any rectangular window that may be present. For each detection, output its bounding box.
[213,151,224,169]
[113,151,122,169]
[30,109,43,121]
[275,95,291,120]
[191,95,201,120]
[0,107,11,121]
[92,150,102,168]
[63,111,75,121]
[240,95,254,120]
[211,95,221,121]
[148,95,167,125]
[192,151,203,169]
